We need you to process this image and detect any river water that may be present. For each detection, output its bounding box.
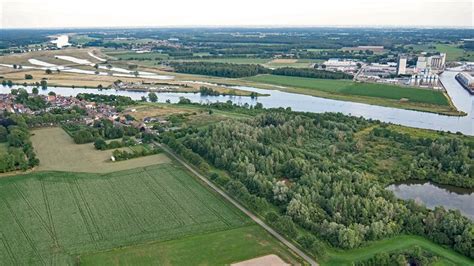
[387,181,474,220]
[1,70,473,135]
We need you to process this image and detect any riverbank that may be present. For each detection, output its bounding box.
[243,75,464,116]
[143,70,465,116]
[0,70,262,97]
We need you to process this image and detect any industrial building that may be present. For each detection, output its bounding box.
[396,55,407,75]
[322,58,359,73]
[415,53,446,73]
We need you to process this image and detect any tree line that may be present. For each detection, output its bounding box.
[0,114,39,172]
[161,109,473,259]
[170,61,354,79]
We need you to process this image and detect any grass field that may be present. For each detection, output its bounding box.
[0,163,300,265]
[246,75,450,106]
[323,235,473,266]
[31,127,170,173]
[79,225,298,265]
[435,44,474,62]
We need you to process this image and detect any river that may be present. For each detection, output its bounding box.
[0,70,473,135]
[387,181,474,220]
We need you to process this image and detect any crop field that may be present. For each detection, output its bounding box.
[31,127,170,173]
[246,75,450,106]
[79,225,300,265]
[0,164,257,265]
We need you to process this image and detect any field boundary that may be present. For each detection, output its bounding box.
[157,143,318,266]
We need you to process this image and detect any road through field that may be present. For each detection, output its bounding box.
[158,143,319,266]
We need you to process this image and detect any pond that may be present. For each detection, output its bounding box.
[387,181,474,220]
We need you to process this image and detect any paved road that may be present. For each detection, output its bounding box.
[158,143,319,266]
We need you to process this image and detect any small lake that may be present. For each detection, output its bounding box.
[387,181,474,220]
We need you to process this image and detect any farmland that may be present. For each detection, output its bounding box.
[31,127,170,173]
[243,74,462,115]
[79,225,298,265]
[0,163,301,265]
[246,75,449,105]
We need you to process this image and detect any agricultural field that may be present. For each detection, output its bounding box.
[245,74,451,106]
[79,225,298,265]
[0,163,300,265]
[125,103,252,128]
[405,43,474,62]
[105,50,170,61]
[434,44,474,62]
[31,127,170,173]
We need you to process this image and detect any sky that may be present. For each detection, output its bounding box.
[0,0,472,28]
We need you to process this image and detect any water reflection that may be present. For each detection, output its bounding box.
[387,181,474,220]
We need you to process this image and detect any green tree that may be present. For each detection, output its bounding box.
[94,138,107,150]
[32,87,39,95]
[148,92,158,102]
[0,126,8,143]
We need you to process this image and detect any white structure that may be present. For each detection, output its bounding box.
[416,56,427,72]
[410,68,439,87]
[415,53,446,73]
[429,53,446,70]
[323,58,359,72]
[397,55,407,75]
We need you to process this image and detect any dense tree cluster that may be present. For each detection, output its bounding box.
[169,62,270,78]
[112,145,162,161]
[162,110,473,258]
[356,246,438,266]
[64,119,139,144]
[76,93,135,106]
[11,88,49,111]
[94,136,137,150]
[0,114,39,172]
[272,67,353,79]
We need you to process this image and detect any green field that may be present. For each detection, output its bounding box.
[405,43,474,62]
[175,57,269,65]
[435,44,474,62]
[323,235,473,266]
[31,127,171,173]
[79,225,298,265]
[107,51,170,60]
[246,75,450,106]
[0,163,300,265]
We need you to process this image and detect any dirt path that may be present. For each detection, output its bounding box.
[158,143,319,266]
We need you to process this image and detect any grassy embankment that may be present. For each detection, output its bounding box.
[322,235,473,266]
[244,74,462,116]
